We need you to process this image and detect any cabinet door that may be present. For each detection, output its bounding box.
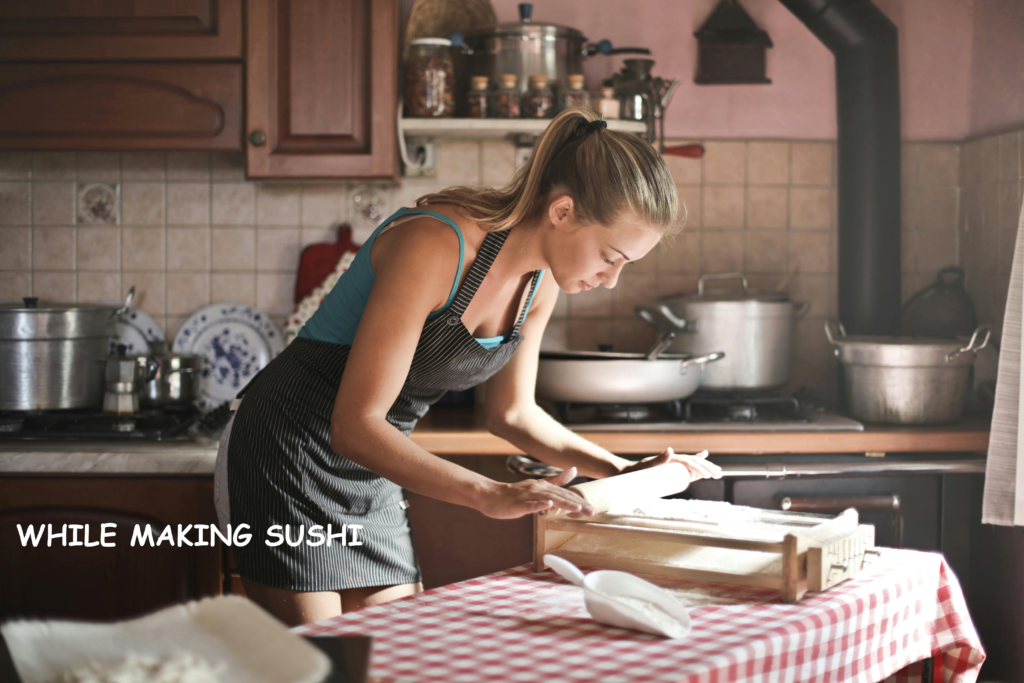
[0,63,243,150]
[246,0,398,179]
[0,0,243,61]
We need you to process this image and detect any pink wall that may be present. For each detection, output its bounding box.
[490,0,985,141]
[968,0,1024,137]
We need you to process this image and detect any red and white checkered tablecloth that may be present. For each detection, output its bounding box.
[293,548,984,683]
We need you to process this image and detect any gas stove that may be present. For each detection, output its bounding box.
[0,406,201,441]
[547,392,864,432]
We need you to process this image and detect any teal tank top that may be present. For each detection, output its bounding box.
[298,207,544,350]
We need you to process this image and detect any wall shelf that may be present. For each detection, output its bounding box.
[400,117,647,140]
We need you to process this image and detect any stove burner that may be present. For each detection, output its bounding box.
[0,417,24,433]
[111,417,137,433]
[597,404,652,422]
[0,407,199,440]
[728,404,757,422]
[551,393,810,426]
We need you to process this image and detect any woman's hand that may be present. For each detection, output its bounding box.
[476,467,598,520]
[619,448,723,481]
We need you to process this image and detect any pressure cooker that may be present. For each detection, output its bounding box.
[0,297,120,410]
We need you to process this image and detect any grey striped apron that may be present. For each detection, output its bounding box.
[221,223,541,591]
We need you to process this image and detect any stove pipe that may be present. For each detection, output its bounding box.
[778,0,901,335]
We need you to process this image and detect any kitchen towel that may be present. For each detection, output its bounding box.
[983,193,1024,525]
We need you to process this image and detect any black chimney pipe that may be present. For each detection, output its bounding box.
[778,0,901,335]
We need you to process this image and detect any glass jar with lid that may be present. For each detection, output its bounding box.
[523,75,555,118]
[492,74,521,118]
[563,74,590,110]
[464,75,490,118]
[597,86,620,120]
[404,38,456,117]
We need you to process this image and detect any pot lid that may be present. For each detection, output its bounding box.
[660,273,790,303]
[0,297,118,339]
[0,297,117,313]
[464,4,583,40]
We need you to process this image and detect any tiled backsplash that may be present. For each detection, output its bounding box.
[0,134,1012,399]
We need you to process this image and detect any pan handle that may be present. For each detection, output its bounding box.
[698,273,748,299]
[824,319,848,346]
[679,351,725,374]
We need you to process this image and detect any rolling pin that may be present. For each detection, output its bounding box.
[564,459,697,514]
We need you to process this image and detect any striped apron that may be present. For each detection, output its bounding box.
[216,224,542,592]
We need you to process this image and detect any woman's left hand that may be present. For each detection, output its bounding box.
[618,448,722,481]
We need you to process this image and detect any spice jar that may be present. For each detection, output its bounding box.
[404,38,456,117]
[597,86,620,120]
[464,75,490,118]
[523,75,555,118]
[564,74,590,110]
[492,74,521,119]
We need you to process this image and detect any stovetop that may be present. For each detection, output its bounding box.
[0,406,201,441]
[548,392,864,432]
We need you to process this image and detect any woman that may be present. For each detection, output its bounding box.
[214,108,722,627]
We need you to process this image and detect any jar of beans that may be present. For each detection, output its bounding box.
[523,75,554,118]
[464,75,490,118]
[563,74,590,110]
[492,74,521,119]
[404,38,456,117]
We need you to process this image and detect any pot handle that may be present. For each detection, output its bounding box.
[698,272,748,299]
[679,351,725,374]
[113,285,135,318]
[824,319,848,345]
[947,325,992,362]
[794,302,811,319]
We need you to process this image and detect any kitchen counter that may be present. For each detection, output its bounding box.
[0,408,990,474]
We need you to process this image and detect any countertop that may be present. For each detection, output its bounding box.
[0,407,991,475]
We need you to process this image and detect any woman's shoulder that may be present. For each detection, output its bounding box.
[372,205,485,265]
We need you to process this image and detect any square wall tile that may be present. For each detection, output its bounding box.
[788,274,831,318]
[33,271,76,302]
[167,183,210,225]
[788,231,831,273]
[676,185,701,229]
[747,141,789,185]
[0,183,31,225]
[257,228,301,271]
[212,227,256,270]
[700,231,743,272]
[0,227,30,269]
[568,285,612,317]
[540,319,568,351]
[257,185,301,226]
[212,183,255,225]
[256,272,295,316]
[121,183,165,225]
[791,143,833,185]
[437,140,480,185]
[301,185,347,227]
[122,272,165,316]
[77,182,120,225]
[789,188,831,229]
[915,228,957,274]
[212,152,246,181]
[662,143,702,185]
[0,153,32,181]
[978,136,1000,185]
[568,318,612,350]
[212,272,256,306]
[482,140,515,187]
[32,182,76,225]
[744,231,787,273]
[122,152,166,180]
[998,181,1022,230]
[901,143,920,188]
[32,152,75,180]
[32,227,75,270]
[167,152,210,181]
[77,271,121,303]
[0,271,31,300]
[747,186,788,229]
[77,226,120,271]
[612,318,655,353]
[915,185,958,232]
[917,144,959,187]
[656,231,699,273]
[167,227,210,271]
[76,152,121,181]
[122,227,165,270]
[656,273,698,298]
[301,225,336,248]
[702,186,745,228]
[166,272,210,315]
[1000,132,1020,182]
[611,273,656,316]
[702,141,746,184]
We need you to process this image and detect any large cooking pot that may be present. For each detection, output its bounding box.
[536,350,724,403]
[0,297,119,410]
[658,273,809,392]
[462,3,650,102]
[826,321,991,424]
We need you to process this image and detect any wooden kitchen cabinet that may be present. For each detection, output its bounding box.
[0,476,222,622]
[245,0,399,179]
[0,0,243,61]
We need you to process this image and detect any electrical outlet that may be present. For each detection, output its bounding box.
[402,137,437,177]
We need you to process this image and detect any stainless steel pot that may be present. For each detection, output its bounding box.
[658,273,810,392]
[536,350,725,403]
[136,351,200,408]
[825,321,991,424]
[0,297,119,410]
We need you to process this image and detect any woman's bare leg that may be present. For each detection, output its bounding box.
[340,582,423,612]
[241,577,342,627]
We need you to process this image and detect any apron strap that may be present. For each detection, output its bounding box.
[510,270,545,336]
[445,229,510,320]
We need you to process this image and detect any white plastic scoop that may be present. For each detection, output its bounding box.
[544,554,691,639]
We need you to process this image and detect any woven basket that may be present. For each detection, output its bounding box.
[402,0,497,62]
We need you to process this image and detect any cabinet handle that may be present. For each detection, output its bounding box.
[249,130,267,147]
[780,495,900,513]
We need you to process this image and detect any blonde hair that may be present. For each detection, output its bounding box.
[415,107,682,238]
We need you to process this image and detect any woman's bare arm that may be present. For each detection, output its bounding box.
[329,220,596,519]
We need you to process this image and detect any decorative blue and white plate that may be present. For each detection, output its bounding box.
[109,307,165,355]
[172,303,285,411]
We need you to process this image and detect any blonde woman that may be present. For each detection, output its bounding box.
[214,108,722,626]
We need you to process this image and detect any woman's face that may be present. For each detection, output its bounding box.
[544,196,663,293]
